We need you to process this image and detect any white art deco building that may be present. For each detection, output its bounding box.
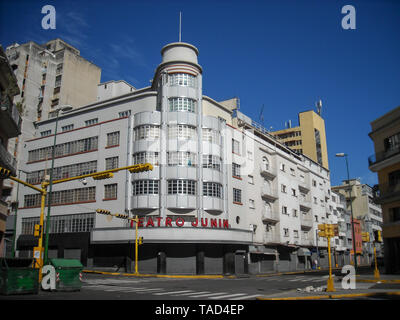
[14,42,346,274]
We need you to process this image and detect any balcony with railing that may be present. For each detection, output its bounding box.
[260,163,277,180]
[261,186,278,202]
[372,182,400,204]
[0,141,17,175]
[300,213,313,229]
[0,94,22,138]
[369,144,400,169]
[261,209,280,223]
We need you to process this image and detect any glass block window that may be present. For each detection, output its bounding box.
[169,97,196,112]
[168,180,196,195]
[203,182,223,199]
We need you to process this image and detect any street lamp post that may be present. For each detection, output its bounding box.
[43,105,73,265]
[335,153,358,272]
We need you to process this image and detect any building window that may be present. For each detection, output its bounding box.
[384,132,400,152]
[106,131,120,147]
[294,230,299,238]
[284,228,289,237]
[233,188,242,204]
[248,175,254,184]
[169,97,196,112]
[26,160,97,184]
[292,188,297,197]
[232,139,240,154]
[119,110,131,118]
[168,180,196,195]
[105,157,119,170]
[281,184,287,193]
[169,73,196,87]
[85,118,98,126]
[203,182,223,199]
[28,137,98,162]
[24,187,96,207]
[292,209,298,217]
[249,199,255,209]
[104,184,117,200]
[40,130,51,137]
[232,163,241,178]
[282,206,288,215]
[202,155,221,171]
[134,125,160,140]
[61,124,74,132]
[280,163,285,172]
[202,128,220,143]
[133,152,159,166]
[168,151,196,167]
[133,180,159,195]
[168,124,196,140]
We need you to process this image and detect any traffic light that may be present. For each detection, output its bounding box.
[92,172,114,180]
[34,224,41,237]
[373,230,382,242]
[318,224,327,237]
[129,163,154,173]
[362,232,370,242]
[138,237,143,245]
[115,213,129,219]
[96,208,111,215]
[0,167,12,179]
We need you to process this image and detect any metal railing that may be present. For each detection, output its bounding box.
[373,182,400,202]
[368,145,400,166]
[0,142,17,173]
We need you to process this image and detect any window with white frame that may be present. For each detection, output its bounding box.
[282,206,288,214]
[280,163,286,171]
[133,180,159,195]
[168,151,196,167]
[134,125,160,140]
[168,124,196,140]
[106,131,120,147]
[202,155,221,171]
[292,209,298,217]
[281,184,287,193]
[203,182,223,199]
[105,157,119,170]
[119,110,131,118]
[104,184,117,199]
[61,124,74,132]
[202,128,220,143]
[85,118,98,126]
[233,188,242,203]
[133,152,160,166]
[40,130,51,137]
[232,139,240,154]
[168,180,196,195]
[294,230,299,238]
[169,97,196,112]
[169,73,196,87]
[249,199,255,209]
[291,188,297,197]
[248,175,254,184]
[232,163,241,178]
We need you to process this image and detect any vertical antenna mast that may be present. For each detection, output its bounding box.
[179,12,182,42]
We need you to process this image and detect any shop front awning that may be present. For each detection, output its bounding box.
[297,248,311,256]
[249,245,277,255]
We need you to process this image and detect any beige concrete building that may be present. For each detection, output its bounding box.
[369,105,400,273]
[271,110,329,170]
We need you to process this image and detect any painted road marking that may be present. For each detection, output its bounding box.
[209,293,248,299]
[189,292,228,298]
[153,290,194,296]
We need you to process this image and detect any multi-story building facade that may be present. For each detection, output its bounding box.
[0,45,22,256]
[271,110,329,170]
[332,178,383,262]
[3,39,102,233]
[369,105,400,274]
[14,41,344,274]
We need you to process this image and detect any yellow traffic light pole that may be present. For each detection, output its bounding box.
[326,235,335,292]
[318,223,336,292]
[2,163,153,283]
[96,210,142,275]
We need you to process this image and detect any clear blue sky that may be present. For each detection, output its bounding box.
[1,0,399,187]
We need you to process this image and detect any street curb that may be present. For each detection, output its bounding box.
[82,269,225,279]
[256,291,400,300]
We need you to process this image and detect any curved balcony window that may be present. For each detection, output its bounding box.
[169,73,196,88]
[132,180,159,195]
[202,128,220,144]
[169,97,196,113]
[168,151,197,167]
[133,152,159,166]
[202,154,221,171]
[134,125,160,141]
[168,124,197,140]
[203,182,223,199]
[168,179,196,195]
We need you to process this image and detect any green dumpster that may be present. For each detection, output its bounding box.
[0,258,39,295]
[50,258,83,291]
